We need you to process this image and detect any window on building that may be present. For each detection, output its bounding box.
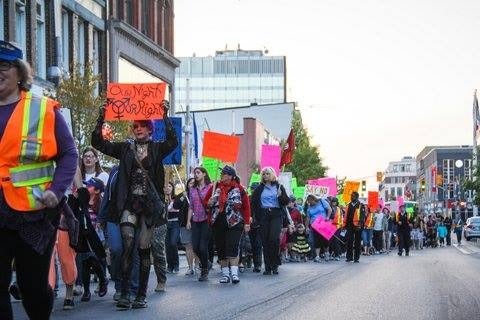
[393,165,398,173]
[141,0,151,37]
[92,29,100,94]
[397,187,403,197]
[76,18,85,71]
[390,187,395,199]
[35,0,46,78]
[15,0,27,54]
[405,164,411,172]
[116,0,124,20]
[400,165,405,172]
[61,10,70,72]
[464,159,472,181]
[443,159,454,184]
[125,0,133,24]
[0,0,4,40]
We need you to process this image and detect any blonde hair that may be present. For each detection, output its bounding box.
[261,166,277,183]
[12,59,33,91]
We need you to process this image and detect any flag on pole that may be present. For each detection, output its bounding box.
[280,129,295,167]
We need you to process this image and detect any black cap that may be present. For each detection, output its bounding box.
[83,177,105,193]
[220,165,236,177]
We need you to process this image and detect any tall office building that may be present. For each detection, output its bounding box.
[175,48,286,111]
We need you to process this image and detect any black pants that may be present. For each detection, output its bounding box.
[213,214,244,260]
[398,230,411,254]
[82,256,107,294]
[259,208,283,270]
[191,220,211,269]
[346,227,362,262]
[249,227,263,268]
[0,228,56,320]
[166,220,180,271]
[330,229,343,257]
[446,228,451,245]
[373,230,384,252]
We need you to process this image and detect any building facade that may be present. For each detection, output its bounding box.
[1,0,107,94]
[175,49,286,111]
[379,156,417,202]
[108,0,179,106]
[416,146,473,218]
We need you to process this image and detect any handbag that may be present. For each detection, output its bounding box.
[130,143,166,223]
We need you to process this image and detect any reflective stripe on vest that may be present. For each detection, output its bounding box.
[9,161,55,187]
[20,93,48,163]
[333,207,343,228]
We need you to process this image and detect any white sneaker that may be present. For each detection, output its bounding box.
[313,256,321,263]
[73,285,83,296]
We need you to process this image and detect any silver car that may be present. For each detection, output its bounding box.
[464,217,480,241]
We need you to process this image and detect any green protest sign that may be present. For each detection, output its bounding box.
[293,186,305,200]
[202,156,222,181]
[291,177,298,189]
[249,173,261,186]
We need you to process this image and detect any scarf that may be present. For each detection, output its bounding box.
[217,179,241,212]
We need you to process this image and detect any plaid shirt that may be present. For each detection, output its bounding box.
[188,184,211,222]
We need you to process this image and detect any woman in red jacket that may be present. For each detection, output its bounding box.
[205,166,251,284]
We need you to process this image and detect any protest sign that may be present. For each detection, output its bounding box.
[293,186,305,200]
[304,184,329,200]
[307,177,337,197]
[260,145,281,175]
[397,196,405,207]
[291,177,298,189]
[342,181,360,204]
[368,191,379,211]
[278,172,293,195]
[105,83,166,120]
[311,216,337,241]
[249,173,261,186]
[153,117,182,165]
[202,157,223,181]
[202,131,240,163]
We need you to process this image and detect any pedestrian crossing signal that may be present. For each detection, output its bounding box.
[420,179,426,192]
[361,180,366,191]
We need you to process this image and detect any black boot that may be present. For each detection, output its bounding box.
[198,268,209,282]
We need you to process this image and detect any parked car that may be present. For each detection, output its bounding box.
[464,217,480,241]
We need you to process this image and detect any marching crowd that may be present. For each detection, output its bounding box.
[0,40,468,320]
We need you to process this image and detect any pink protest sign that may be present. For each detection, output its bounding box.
[260,145,281,175]
[397,196,405,206]
[307,177,337,197]
[311,216,337,241]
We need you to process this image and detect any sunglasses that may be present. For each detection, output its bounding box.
[0,61,16,71]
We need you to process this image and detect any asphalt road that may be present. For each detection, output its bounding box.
[12,241,480,320]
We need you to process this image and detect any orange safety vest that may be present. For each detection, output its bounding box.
[332,207,343,229]
[364,211,374,229]
[0,91,59,212]
[344,203,363,228]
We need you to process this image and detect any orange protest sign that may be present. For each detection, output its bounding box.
[342,181,360,204]
[368,191,379,210]
[202,131,240,163]
[105,83,166,121]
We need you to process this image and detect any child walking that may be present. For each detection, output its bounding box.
[290,224,311,262]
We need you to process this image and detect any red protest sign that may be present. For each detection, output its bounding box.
[368,191,379,210]
[202,131,240,163]
[105,83,166,121]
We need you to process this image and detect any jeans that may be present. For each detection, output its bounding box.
[191,221,211,269]
[105,222,139,295]
[362,229,373,247]
[166,220,180,271]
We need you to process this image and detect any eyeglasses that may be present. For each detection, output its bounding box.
[0,61,15,71]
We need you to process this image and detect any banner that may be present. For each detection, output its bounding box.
[367,191,379,211]
[153,117,182,165]
[307,177,337,197]
[249,173,261,186]
[311,216,337,241]
[105,83,166,120]
[342,181,360,204]
[202,131,240,163]
[278,172,293,196]
[293,186,305,200]
[202,157,223,181]
[304,184,329,200]
[260,145,281,175]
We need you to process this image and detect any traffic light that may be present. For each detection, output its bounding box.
[361,180,366,192]
[376,172,383,182]
[420,179,426,192]
[435,174,443,186]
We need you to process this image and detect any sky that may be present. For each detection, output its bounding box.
[174,0,480,183]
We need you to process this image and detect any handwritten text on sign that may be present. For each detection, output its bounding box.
[202,131,240,163]
[304,184,329,200]
[105,83,166,121]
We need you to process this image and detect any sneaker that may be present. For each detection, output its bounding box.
[113,291,121,301]
[354,260,359,263]
[80,291,91,302]
[73,285,83,297]
[155,282,166,292]
[252,267,261,273]
[131,296,147,309]
[63,298,75,310]
[219,275,231,283]
[272,266,279,275]
[263,270,272,275]
[231,274,240,284]
[116,296,131,310]
[198,268,209,282]
[172,268,179,274]
[185,268,194,276]
[9,283,22,301]
[313,256,321,263]
[334,257,340,261]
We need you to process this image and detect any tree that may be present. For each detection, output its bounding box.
[464,148,480,205]
[284,110,328,185]
[49,63,130,155]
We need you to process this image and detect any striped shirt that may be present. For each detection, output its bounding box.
[188,184,211,222]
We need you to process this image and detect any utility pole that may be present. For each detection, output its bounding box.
[184,79,192,179]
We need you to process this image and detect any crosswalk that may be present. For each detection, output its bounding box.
[453,241,480,255]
